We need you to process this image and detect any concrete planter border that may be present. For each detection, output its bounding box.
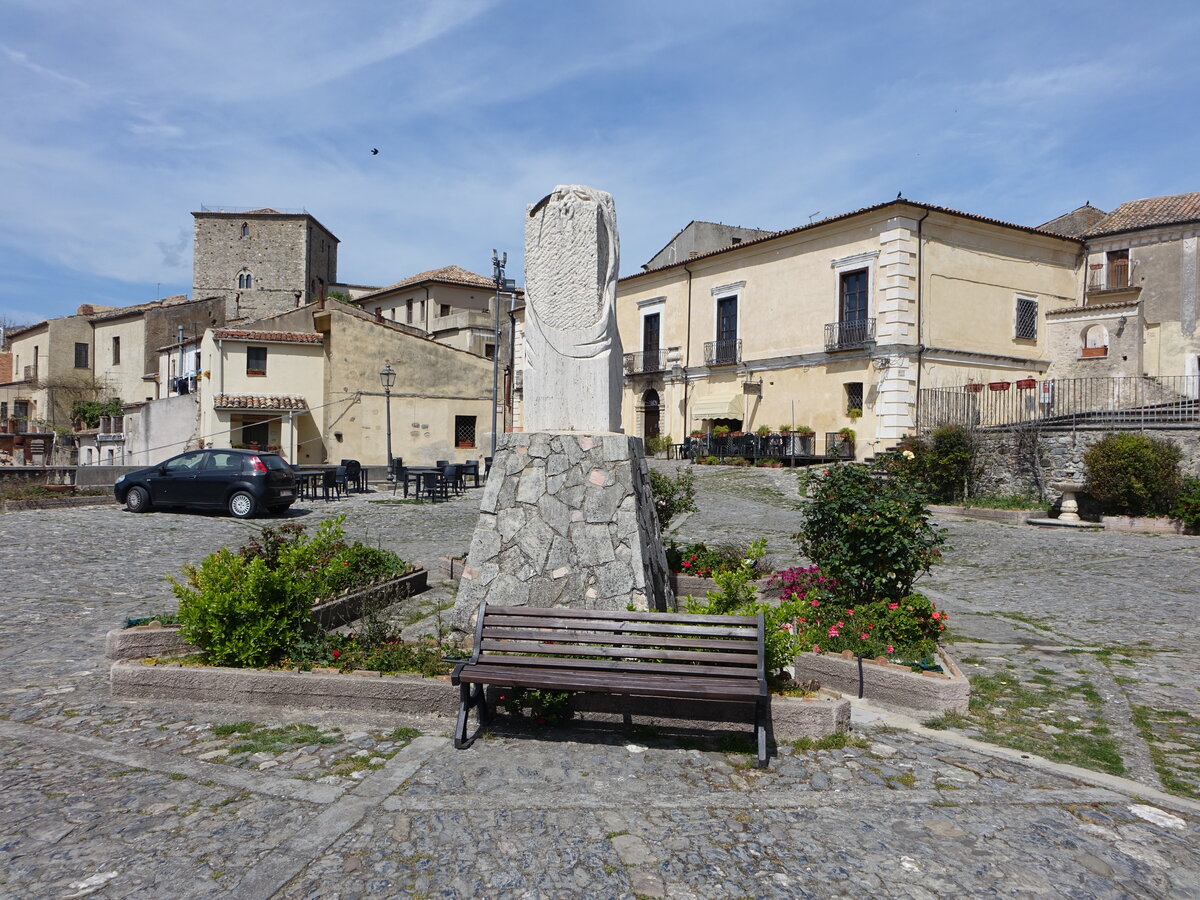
[1101,515,1196,535]
[104,567,429,661]
[669,572,775,599]
[792,646,969,715]
[110,658,848,742]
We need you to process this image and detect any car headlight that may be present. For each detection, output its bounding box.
[115,474,126,483]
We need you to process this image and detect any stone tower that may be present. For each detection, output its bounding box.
[191,207,339,321]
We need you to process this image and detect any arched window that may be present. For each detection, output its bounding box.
[1082,324,1108,358]
[237,271,253,290]
[240,222,249,238]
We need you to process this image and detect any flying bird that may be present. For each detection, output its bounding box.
[371,148,379,155]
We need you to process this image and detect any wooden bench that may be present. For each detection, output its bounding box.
[450,603,770,767]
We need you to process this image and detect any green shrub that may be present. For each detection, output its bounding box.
[171,517,412,667]
[647,469,697,530]
[792,592,945,660]
[1173,476,1200,531]
[666,538,767,578]
[882,427,978,502]
[645,434,673,456]
[712,425,731,436]
[795,463,944,606]
[1083,433,1182,516]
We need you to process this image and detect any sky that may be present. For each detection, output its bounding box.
[2,0,1199,327]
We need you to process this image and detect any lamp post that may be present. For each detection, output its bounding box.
[491,250,516,457]
[379,362,395,478]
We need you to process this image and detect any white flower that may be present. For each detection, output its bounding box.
[902,450,915,460]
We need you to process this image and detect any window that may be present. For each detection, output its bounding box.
[455,415,477,448]
[406,299,413,324]
[238,271,253,289]
[246,346,267,376]
[241,223,249,238]
[845,382,864,415]
[74,342,89,369]
[1015,297,1038,340]
[1082,324,1109,358]
[643,312,661,353]
[484,344,496,360]
[840,270,868,324]
[1107,249,1130,289]
[440,304,451,317]
[112,336,121,365]
[0,402,6,421]
[163,451,207,473]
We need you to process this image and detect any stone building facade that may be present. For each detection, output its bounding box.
[191,208,339,321]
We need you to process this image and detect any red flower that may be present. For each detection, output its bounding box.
[331,650,341,659]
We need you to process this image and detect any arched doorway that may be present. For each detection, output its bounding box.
[641,389,661,441]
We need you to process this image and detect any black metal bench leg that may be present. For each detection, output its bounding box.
[755,698,769,769]
[454,682,488,749]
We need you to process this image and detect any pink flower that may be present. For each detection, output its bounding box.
[812,644,820,653]
[931,611,941,620]
[811,599,820,607]
[887,645,894,654]
[860,633,869,640]
[331,650,341,659]
[682,560,691,568]
[847,609,854,616]
[888,603,899,610]
[837,621,844,628]
[780,622,794,632]
[828,626,840,638]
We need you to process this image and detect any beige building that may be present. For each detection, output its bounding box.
[617,199,1082,457]
[123,300,497,468]
[1041,192,1200,383]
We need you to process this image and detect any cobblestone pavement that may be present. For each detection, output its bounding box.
[2,474,1199,898]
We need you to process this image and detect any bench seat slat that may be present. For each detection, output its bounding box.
[478,639,760,666]
[456,663,763,700]
[483,615,758,639]
[476,653,761,680]
[479,628,758,653]
[484,606,759,626]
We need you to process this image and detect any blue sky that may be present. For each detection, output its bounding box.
[2,0,1198,326]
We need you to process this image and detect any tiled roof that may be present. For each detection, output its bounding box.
[359,265,497,298]
[1085,192,1200,237]
[213,329,324,344]
[1045,300,1140,316]
[623,199,1081,281]
[1038,204,1108,238]
[214,394,309,410]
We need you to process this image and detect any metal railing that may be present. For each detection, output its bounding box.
[824,318,875,351]
[704,338,742,366]
[623,349,668,375]
[1087,259,1132,291]
[918,375,1200,431]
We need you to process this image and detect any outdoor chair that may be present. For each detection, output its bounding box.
[321,468,339,501]
[417,471,448,502]
[333,465,349,496]
[462,459,480,487]
[435,460,449,469]
[443,464,464,495]
[341,459,364,491]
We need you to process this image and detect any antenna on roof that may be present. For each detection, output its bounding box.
[807,211,820,223]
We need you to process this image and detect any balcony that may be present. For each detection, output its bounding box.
[1087,260,1136,294]
[623,350,668,375]
[824,318,875,352]
[704,338,742,367]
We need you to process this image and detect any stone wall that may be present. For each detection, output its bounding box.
[449,431,673,629]
[973,425,1200,498]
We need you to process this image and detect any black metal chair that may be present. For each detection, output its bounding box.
[321,468,339,501]
[443,463,464,495]
[462,459,480,487]
[341,459,363,492]
[417,471,448,502]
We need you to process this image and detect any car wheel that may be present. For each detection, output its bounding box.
[228,491,257,519]
[125,485,151,513]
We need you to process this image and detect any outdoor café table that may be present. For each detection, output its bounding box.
[293,465,335,500]
[401,466,442,499]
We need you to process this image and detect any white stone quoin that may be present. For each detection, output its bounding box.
[523,185,624,433]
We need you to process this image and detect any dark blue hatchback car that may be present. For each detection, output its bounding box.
[114,448,297,519]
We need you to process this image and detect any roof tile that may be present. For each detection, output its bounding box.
[214,393,309,410]
[1085,192,1200,237]
[213,330,323,344]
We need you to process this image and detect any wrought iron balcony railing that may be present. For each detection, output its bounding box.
[703,338,741,366]
[623,349,668,375]
[824,318,875,352]
[1087,260,1133,291]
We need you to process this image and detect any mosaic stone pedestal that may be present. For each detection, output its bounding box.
[448,432,673,630]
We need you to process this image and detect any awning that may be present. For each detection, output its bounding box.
[691,394,744,420]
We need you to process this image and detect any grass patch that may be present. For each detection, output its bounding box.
[605,830,629,840]
[1131,705,1200,799]
[224,723,338,755]
[384,727,420,743]
[890,772,917,788]
[959,494,1046,510]
[107,767,145,778]
[790,732,869,752]
[212,721,256,736]
[923,712,969,730]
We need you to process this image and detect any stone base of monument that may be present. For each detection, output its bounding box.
[446,431,673,631]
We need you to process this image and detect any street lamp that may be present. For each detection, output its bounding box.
[491,250,516,457]
[379,362,396,479]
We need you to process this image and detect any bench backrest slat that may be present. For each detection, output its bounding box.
[481,627,758,653]
[485,605,759,626]
[476,654,761,680]
[483,614,757,640]
[479,638,760,666]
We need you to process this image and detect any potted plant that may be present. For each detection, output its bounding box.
[779,424,792,434]
[847,408,862,419]
[729,431,745,438]
[837,426,856,443]
[1015,378,1037,389]
[756,425,771,437]
[712,425,731,437]
[988,381,1011,391]
[794,425,815,436]
[690,430,705,439]
[964,382,984,393]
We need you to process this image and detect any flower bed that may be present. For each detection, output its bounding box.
[109,659,850,741]
[792,646,969,714]
[104,567,429,661]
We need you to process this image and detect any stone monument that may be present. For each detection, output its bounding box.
[448,185,673,628]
